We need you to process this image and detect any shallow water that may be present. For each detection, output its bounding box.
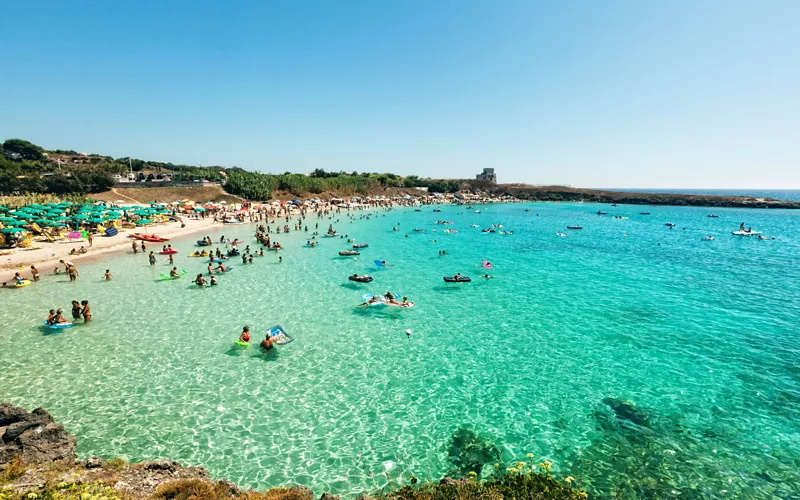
[1,203,799,498]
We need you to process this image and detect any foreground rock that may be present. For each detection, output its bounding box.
[0,404,306,499]
[0,404,76,465]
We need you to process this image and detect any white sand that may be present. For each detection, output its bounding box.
[1,217,221,279]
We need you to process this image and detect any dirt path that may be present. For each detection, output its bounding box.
[108,188,140,204]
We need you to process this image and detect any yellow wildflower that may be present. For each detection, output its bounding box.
[526,453,534,458]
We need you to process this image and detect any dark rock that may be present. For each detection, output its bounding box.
[144,460,181,472]
[215,479,242,497]
[439,477,468,486]
[81,457,104,469]
[0,403,76,466]
[320,492,341,500]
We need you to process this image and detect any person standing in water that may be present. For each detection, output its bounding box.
[260,332,274,351]
[30,265,40,282]
[80,300,91,322]
[148,251,156,265]
[71,300,82,321]
[239,326,251,343]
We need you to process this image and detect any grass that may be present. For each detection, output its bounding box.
[0,457,26,484]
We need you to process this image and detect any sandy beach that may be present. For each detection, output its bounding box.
[0,216,221,279]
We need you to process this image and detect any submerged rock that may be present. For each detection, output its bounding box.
[446,427,501,475]
[601,397,650,428]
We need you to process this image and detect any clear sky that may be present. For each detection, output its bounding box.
[1,0,798,188]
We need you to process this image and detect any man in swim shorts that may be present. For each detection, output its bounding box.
[260,332,274,351]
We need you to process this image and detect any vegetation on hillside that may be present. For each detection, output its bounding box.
[224,168,419,200]
[0,138,422,199]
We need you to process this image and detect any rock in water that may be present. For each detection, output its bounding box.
[0,403,76,466]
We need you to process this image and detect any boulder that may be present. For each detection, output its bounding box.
[0,404,76,466]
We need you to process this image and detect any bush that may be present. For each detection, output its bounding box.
[152,479,219,500]
[0,456,26,483]
[379,458,584,500]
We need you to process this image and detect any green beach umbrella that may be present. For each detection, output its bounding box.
[88,217,106,223]
[136,219,154,225]
[0,227,25,233]
[72,215,89,221]
[0,216,18,223]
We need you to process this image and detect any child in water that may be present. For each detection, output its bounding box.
[103,269,112,281]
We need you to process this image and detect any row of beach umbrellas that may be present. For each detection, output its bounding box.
[0,202,172,234]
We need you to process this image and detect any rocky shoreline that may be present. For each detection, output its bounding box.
[0,403,327,499]
[486,184,800,209]
[1,404,583,500]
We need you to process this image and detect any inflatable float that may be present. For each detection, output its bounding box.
[443,276,471,283]
[130,234,169,242]
[339,250,359,256]
[348,275,373,283]
[159,269,188,280]
[189,251,209,257]
[268,325,294,345]
[353,243,369,249]
[44,320,73,329]
[196,240,211,246]
[234,340,249,347]
[13,280,31,288]
[158,249,178,255]
[208,266,233,275]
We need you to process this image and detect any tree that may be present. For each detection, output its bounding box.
[2,139,45,161]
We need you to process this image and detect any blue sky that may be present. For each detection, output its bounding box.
[1,0,798,188]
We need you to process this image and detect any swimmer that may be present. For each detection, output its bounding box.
[54,308,68,324]
[46,309,56,326]
[169,267,180,279]
[209,276,218,286]
[193,274,208,286]
[481,274,493,279]
[103,269,112,281]
[215,263,228,272]
[80,300,91,322]
[260,332,274,351]
[239,326,251,343]
[71,300,82,320]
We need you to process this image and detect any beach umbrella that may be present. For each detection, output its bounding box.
[0,227,26,233]
[0,216,18,223]
[72,215,89,221]
[43,221,64,227]
[33,218,51,224]
[194,207,206,212]
[104,213,121,219]
[136,219,154,225]
[88,217,106,223]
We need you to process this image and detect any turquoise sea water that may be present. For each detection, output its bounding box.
[1,202,799,498]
